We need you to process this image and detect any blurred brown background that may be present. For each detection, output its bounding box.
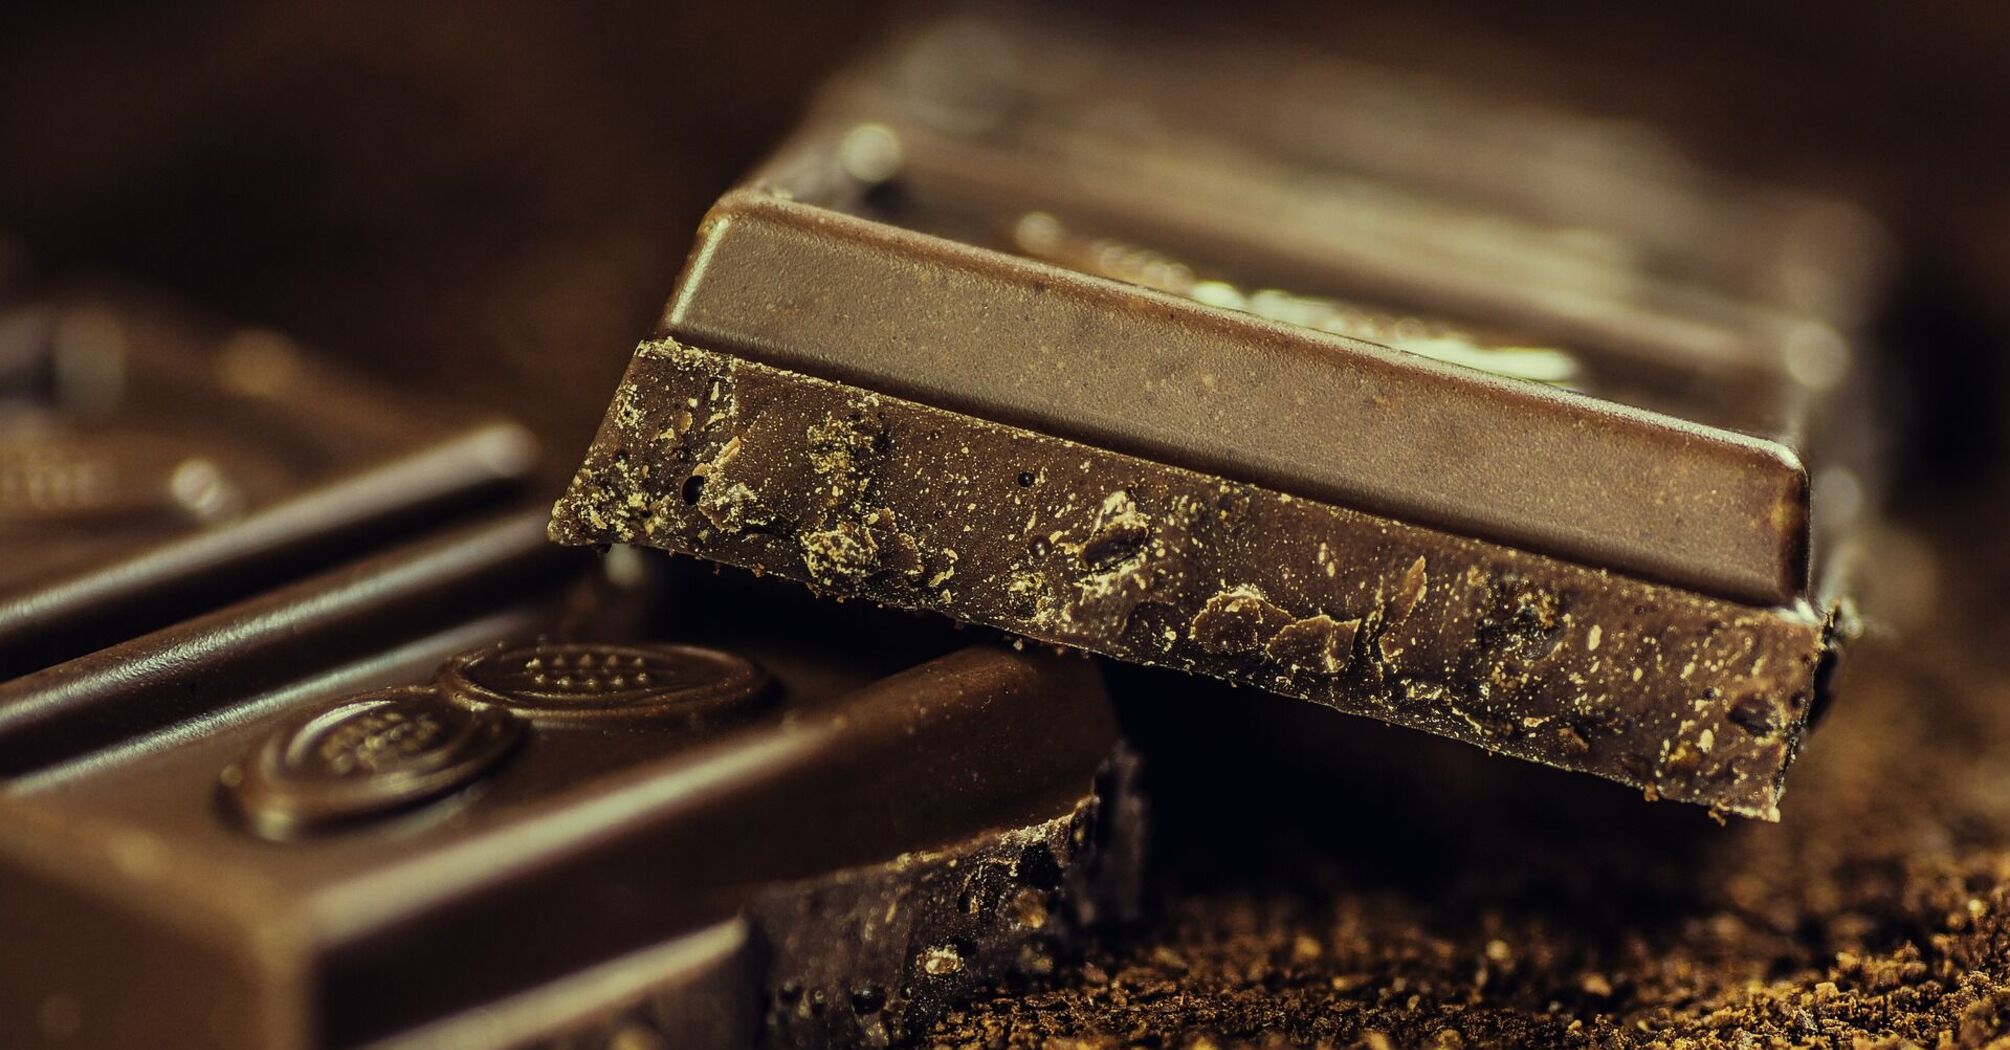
[2,1,2008,482]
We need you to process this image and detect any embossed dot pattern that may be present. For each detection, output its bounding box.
[439,642,769,722]
[290,698,464,779]
[225,687,521,840]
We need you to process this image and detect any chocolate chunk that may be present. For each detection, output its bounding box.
[0,288,539,677]
[0,512,1137,1049]
[552,13,1883,819]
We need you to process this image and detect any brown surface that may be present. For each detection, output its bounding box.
[0,513,1133,1048]
[0,290,540,676]
[927,498,2010,1048]
[553,338,1831,819]
[663,191,1814,607]
[0,2,2004,472]
[2,4,2009,1046]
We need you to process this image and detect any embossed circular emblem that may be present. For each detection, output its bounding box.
[437,642,769,726]
[223,687,520,841]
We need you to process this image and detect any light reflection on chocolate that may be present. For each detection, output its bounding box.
[1008,210,1582,386]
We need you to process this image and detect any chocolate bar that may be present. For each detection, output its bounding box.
[0,510,1138,1049]
[797,10,1889,325]
[551,14,1885,819]
[0,288,539,678]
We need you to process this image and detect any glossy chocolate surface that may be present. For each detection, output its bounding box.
[653,14,1885,610]
[664,190,1814,606]
[0,511,1133,1049]
[553,11,1880,818]
[0,289,539,677]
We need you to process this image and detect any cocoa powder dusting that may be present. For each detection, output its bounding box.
[928,506,2010,1048]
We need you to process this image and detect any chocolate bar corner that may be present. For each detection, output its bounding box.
[1,286,542,678]
[0,510,1143,1050]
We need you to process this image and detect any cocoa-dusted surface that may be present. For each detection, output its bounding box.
[552,339,1833,819]
[927,504,2010,1048]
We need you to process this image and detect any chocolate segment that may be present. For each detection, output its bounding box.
[0,511,1136,1049]
[553,13,1879,819]
[809,10,1888,326]
[0,288,539,677]
[673,13,1884,610]
[664,190,1811,607]
[0,510,580,775]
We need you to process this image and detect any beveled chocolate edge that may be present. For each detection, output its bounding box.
[366,919,758,1050]
[0,287,545,677]
[0,422,541,678]
[310,646,1116,948]
[775,109,1830,389]
[553,338,1837,818]
[663,190,1808,607]
[0,508,577,776]
[366,752,1140,1050]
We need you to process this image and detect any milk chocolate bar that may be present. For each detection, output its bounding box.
[552,16,1883,819]
[0,510,1137,1049]
[0,288,539,678]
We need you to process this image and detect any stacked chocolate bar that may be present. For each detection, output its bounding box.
[1,9,1888,1050]
[0,288,1140,1048]
[552,11,1885,821]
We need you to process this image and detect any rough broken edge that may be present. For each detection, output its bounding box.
[373,751,1144,1050]
[552,338,1843,820]
[749,748,1145,1048]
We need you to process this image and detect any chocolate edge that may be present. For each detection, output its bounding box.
[551,338,1832,820]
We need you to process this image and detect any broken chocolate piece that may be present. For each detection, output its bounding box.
[0,511,1138,1049]
[0,288,539,678]
[552,14,1881,819]
[556,341,1832,819]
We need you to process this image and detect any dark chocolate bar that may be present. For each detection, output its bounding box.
[800,10,1889,325]
[0,510,1138,1049]
[551,14,1884,819]
[0,288,539,678]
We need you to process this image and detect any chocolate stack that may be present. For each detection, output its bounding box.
[552,10,1884,821]
[0,7,1896,1049]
